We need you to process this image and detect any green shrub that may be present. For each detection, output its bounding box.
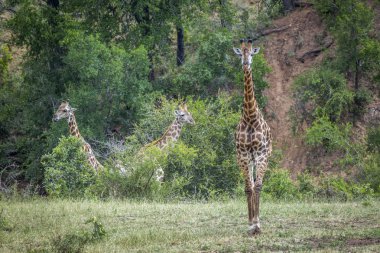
[305,116,351,151]
[42,136,96,198]
[352,88,372,118]
[262,168,297,199]
[367,127,380,153]
[94,146,165,199]
[52,216,106,253]
[319,176,374,200]
[292,67,353,123]
[99,95,242,199]
[361,154,380,193]
[0,45,12,85]
[0,209,12,232]
[297,172,316,196]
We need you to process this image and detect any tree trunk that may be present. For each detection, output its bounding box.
[219,0,228,28]
[283,0,295,11]
[176,24,185,66]
[354,60,360,91]
[47,0,59,8]
[131,2,155,80]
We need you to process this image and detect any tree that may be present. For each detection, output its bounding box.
[282,0,295,11]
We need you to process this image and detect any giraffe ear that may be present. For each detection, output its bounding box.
[174,110,180,116]
[233,48,242,56]
[71,107,77,112]
[251,47,260,55]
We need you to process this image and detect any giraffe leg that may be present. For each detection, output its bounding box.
[249,162,267,236]
[238,159,254,230]
[244,177,254,226]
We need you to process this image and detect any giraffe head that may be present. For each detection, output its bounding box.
[233,39,260,69]
[174,104,195,125]
[53,101,76,122]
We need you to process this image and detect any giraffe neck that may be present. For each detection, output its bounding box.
[156,118,183,149]
[242,66,258,123]
[67,112,101,171]
[67,112,82,139]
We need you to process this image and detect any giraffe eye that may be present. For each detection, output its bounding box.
[63,109,67,112]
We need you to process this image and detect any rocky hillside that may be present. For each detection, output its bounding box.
[260,4,380,173]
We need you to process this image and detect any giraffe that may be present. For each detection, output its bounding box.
[233,39,272,236]
[143,103,195,181]
[53,101,103,171]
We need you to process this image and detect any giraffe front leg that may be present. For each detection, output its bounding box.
[250,163,267,236]
[238,160,254,231]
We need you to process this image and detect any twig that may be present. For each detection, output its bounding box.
[295,1,314,7]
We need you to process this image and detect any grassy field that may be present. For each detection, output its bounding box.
[0,198,379,252]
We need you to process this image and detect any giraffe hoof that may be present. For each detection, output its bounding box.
[248,226,261,236]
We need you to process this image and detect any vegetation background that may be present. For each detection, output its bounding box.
[0,0,379,251]
[0,0,379,199]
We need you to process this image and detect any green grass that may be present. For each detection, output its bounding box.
[0,199,379,252]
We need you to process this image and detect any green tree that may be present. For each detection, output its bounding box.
[315,0,379,118]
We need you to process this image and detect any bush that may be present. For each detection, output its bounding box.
[305,116,351,151]
[367,127,380,153]
[52,216,106,253]
[292,67,353,123]
[318,176,374,200]
[101,95,242,199]
[297,172,316,197]
[262,168,297,199]
[361,154,380,193]
[42,136,96,198]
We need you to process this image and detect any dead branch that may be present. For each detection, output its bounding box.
[261,25,291,36]
[295,1,314,8]
[296,40,334,63]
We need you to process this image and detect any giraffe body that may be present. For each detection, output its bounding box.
[234,39,272,235]
[53,102,103,171]
[142,104,194,181]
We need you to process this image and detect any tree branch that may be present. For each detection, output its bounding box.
[296,39,334,63]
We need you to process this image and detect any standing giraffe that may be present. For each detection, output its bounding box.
[53,101,103,171]
[143,103,195,181]
[233,39,272,235]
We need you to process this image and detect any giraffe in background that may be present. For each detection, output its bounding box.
[233,39,272,235]
[53,101,103,171]
[143,103,195,181]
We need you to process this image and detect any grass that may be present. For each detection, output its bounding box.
[0,198,379,252]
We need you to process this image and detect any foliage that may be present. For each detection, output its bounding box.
[305,116,351,151]
[360,38,380,84]
[318,176,374,200]
[42,136,96,198]
[52,216,106,253]
[314,0,379,122]
[100,96,241,199]
[60,31,151,138]
[0,44,12,85]
[292,67,353,123]
[367,126,380,153]
[85,216,106,240]
[361,153,380,193]
[297,172,316,197]
[0,209,12,232]
[262,168,298,199]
